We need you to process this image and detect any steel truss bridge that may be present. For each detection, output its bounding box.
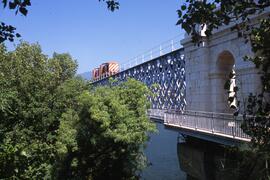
[91,41,250,146]
[93,48,186,111]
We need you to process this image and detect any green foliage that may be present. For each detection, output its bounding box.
[0,0,31,43]
[55,79,156,179]
[0,42,155,179]
[49,53,78,85]
[241,19,270,156]
[0,42,82,179]
[99,0,119,11]
[2,0,31,15]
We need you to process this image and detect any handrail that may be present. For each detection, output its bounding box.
[166,109,254,121]
[164,110,250,141]
[147,109,251,141]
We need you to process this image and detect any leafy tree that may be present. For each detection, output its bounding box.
[0,0,31,42]
[0,42,155,179]
[177,0,270,179]
[49,53,78,85]
[55,78,156,179]
[0,42,84,179]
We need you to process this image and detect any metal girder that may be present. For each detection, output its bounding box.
[92,48,186,111]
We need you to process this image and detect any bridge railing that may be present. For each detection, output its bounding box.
[147,109,166,120]
[119,34,184,72]
[163,110,251,141]
[92,34,185,83]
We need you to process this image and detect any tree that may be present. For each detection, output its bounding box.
[0,0,31,42]
[55,78,156,179]
[0,42,155,179]
[177,0,270,179]
[0,42,85,179]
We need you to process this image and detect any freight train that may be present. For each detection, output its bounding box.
[91,61,119,81]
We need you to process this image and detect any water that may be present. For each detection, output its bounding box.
[141,122,264,180]
[141,122,186,180]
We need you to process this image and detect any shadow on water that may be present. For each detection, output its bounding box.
[177,137,239,180]
[142,122,266,180]
[178,137,267,180]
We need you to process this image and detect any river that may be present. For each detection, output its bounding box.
[141,122,263,180]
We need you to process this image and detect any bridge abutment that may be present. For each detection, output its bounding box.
[182,26,261,114]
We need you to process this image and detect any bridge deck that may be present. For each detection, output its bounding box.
[148,109,251,144]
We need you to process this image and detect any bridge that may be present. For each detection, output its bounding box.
[91,18,264,145]
[148,109,250,145]
[92,35,186,111]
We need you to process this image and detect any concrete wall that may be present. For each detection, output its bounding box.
[182,24,261,113]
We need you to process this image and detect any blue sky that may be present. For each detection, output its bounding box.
[1,0,185,73]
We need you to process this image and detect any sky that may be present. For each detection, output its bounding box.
[1,0,185,74]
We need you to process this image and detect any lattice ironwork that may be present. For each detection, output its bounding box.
[92,49,186,111]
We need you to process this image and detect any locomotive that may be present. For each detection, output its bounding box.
[92,61,119,81]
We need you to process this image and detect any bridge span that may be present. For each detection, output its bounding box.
[92,47,186,111]
[91,43,252,146]
[91,21,261,145]
[148,109,250,146]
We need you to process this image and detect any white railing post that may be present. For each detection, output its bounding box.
[211,113,214,133]
[164,112,167,123]
[171,40,175,52]
[160,45,163,56]
[174,113,176,125]
[135,58,138,66]
[195,111,198,130]
[233,116,236,138]
[150,51,153,60]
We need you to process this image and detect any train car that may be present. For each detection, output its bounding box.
[91,61,119,81]
[100,62,119,78]
[92,68,100,80]
[99,63,108,78]
[109,62,120,75]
